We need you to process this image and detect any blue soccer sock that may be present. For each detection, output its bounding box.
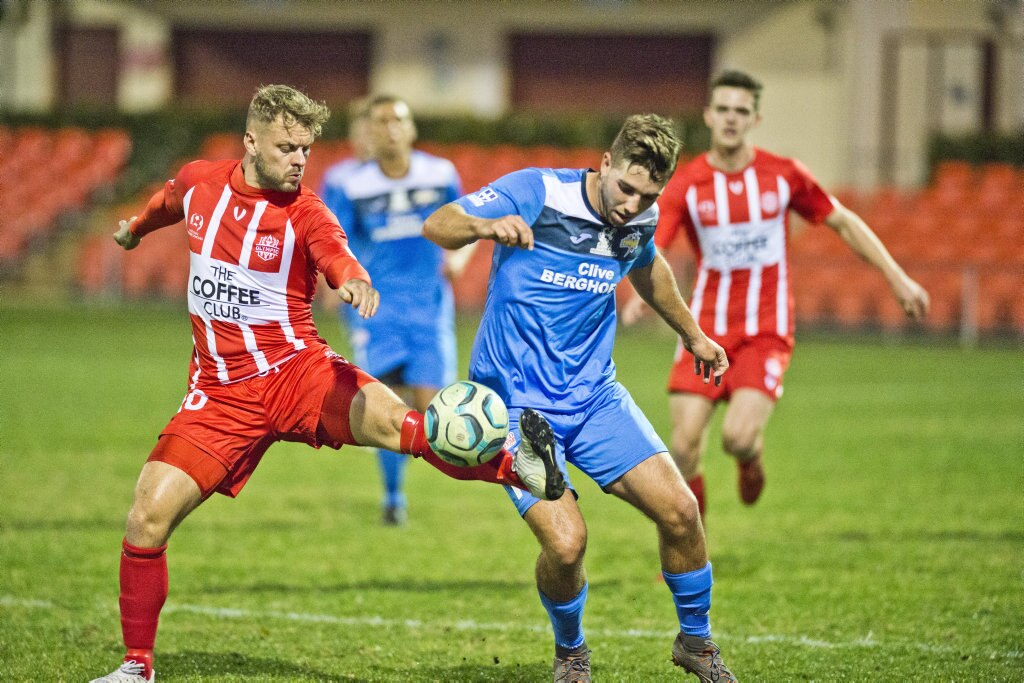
[377,450,407,509]
[662,562,713,638]
[539,583,588,652]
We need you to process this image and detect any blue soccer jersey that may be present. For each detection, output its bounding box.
[457,168,659,412]
[321,150,461,326]
[321,151,460,384]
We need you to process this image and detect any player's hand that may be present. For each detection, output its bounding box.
[892,275,930,320]
[480,215,534,250]
[687,335,728,386]
[620,296,649,326]
[338,278,380,319]
[113,217,141,251]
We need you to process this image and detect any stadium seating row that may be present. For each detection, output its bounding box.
[73,134,1023,336]
[0,126,131,263]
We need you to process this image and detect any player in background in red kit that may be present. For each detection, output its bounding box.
[91,84,564,683]
[622,70,929,517]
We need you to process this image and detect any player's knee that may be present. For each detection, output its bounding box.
[671,430,703,470]
[721,427,759,460]
[659,494,702,541]
[125,500,174,547]
[543,529,587,569]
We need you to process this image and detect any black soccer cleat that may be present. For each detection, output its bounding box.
[515,409,566,501]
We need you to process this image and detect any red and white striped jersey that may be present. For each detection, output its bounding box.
[657,148,835,347]
[131,159,369,385]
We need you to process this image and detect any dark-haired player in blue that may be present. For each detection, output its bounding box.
[322,95,470,525]
[424,114,736,682]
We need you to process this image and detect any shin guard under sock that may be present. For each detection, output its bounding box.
[663,561,713,638]
[120,538,168,668]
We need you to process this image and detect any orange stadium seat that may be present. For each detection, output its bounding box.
[976,270,1024,332]
[916,269,963,331]
[976,163,1022,211]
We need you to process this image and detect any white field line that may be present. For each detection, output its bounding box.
[3,595,1022,659]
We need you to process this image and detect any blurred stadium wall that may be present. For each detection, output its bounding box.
[1,0,1021,341]
[2,0,1021,189]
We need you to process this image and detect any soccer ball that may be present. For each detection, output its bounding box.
[424,381,509,467]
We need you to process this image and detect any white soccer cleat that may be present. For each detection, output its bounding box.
[515,409,566,501]
[89,659,154,683]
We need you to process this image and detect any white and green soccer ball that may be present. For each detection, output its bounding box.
[425,381,509,467]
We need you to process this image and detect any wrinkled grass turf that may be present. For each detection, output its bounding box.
[1,302,1021,681]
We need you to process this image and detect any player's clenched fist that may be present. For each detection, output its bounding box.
[338,278,380,319]
[480,215,534,250]
[113,217,142,250]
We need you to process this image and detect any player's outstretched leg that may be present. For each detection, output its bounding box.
[395,407,564,500]
[517,408,566,502]
[671,633,736,682]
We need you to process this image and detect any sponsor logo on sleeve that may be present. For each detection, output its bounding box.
[468,187,498,207]
[618,229,641,257]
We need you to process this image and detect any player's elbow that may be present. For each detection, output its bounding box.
[422,204,466,249]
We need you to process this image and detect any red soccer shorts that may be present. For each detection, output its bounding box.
[668,334,793,403]
[150,343,377,498]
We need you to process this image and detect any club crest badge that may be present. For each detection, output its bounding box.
[254,234,281,262]
[589,228,615,257]
[187,213,205,239]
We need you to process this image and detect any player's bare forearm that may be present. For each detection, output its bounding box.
[627,254,702,344]
[424,203,535,250]
[629,255,727,384]
[423,203,484,249]
[825,205,930,319]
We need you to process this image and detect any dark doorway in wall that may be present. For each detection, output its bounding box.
[56,25,119,108]
[172,29,372,108]
[509,33,714,116]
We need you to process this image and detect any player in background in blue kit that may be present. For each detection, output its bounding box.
[321,95,470,525]
[423,115,736,683]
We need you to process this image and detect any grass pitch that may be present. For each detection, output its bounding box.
[1,301,1021,681]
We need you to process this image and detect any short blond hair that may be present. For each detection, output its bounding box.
[247,84,331,139]
[609,114,681,183]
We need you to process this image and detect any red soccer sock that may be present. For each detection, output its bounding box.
[687,475,706,519]
[119,539,168,678]
[400,410,526,490]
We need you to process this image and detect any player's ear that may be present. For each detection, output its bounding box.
[600,151,612,175]
[243,130,258,156]
[703,106,714,129]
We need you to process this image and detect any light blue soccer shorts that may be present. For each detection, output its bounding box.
[502,381,668,516]
[346,286,456,389]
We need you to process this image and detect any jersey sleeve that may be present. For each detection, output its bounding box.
[455,168,546,225]
[632,225,658,271]
[131,160,207,237]
[787,159,836,224]
[654,171,691,249]
[294,197,370,289]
